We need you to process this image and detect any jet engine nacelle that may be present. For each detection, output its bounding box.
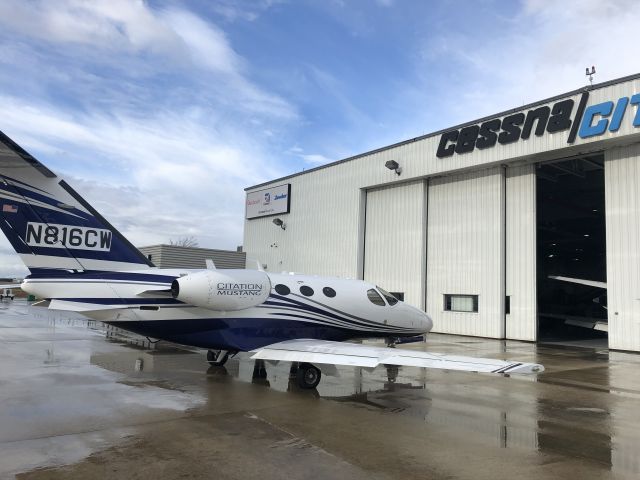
[171,269,271,311]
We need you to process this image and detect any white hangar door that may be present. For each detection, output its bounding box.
[363,181,426,309]
[605,143,640,352]
[426,168,505,338]
[505,165,537,341]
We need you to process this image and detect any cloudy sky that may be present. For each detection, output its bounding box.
[0,0,639,277]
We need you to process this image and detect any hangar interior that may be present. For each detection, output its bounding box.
[536,154,607,343]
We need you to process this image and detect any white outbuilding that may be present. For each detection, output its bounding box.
[244,73,640,352]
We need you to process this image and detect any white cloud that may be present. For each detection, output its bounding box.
[415,0,640,127]
[300,153,333,165]
[0,0,184,57]
[0,1,302,273]
[160,8,243,75]
[286,145,333,166]
[0,0,299,121]
[206,0,286,23]
[0,95,286,253]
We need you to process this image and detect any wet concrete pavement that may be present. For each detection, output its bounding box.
[1,301,640,479]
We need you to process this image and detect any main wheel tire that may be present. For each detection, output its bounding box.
[296,363,321,389]
[207,349,230,367]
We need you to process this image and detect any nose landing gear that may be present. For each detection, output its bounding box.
[206,349,237,367]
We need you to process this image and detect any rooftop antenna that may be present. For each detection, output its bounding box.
[585,65,596,86]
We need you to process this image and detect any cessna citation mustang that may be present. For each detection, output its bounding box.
[0,130,543,389]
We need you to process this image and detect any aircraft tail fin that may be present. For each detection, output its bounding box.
[0,130,154,273]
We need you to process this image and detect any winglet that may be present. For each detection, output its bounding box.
[205,259,216,270]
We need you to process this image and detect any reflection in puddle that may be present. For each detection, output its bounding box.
[206,355,638,475]
[0,309,205,478]
[90,346,640,476]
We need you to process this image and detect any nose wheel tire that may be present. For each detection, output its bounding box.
[296,363,321,389]
[207,349,231,367]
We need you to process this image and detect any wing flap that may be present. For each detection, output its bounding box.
[136,287,172,297]
[251,339,543,375]
[48,299,126,312]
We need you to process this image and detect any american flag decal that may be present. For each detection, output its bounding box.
[2,204,18,213]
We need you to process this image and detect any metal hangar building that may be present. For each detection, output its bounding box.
[243,73,640,352]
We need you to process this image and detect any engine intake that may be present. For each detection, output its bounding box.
[171,269,271,311]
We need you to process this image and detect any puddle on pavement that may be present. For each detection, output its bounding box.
[3,302,640,478]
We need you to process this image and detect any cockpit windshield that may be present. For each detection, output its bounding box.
[377,286,399,306]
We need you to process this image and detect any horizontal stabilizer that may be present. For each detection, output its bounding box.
[251,339,544,375]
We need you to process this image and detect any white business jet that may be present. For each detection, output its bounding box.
[0,130,542,388]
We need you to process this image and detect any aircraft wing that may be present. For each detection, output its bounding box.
[548,275,607,289]
[0,284,20,289]
[250,339,543,375]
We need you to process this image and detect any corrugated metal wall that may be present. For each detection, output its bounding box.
[243,170,363,277]
[138,245,246,269]
[605,144,640,351]
[363,181,426,309]
[505,165,537,341]
[426,167,505,338]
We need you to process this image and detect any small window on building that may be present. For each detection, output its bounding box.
[322,287,336,298]
[300,285,314,296]
[444,294,478,313]
[505,296,511,315]
[377,286,398,306]
[367,288,386,306]
[274,284,290,295]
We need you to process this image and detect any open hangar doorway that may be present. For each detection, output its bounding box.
[536,154,608,345]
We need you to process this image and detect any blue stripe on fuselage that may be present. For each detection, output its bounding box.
[106,317,392,351]
[58,297,182,305]
[26,271,177,283]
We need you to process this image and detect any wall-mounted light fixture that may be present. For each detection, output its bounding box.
[272,218,286,230]
[385,160,402,176]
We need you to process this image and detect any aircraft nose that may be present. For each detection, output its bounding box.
[422,312,433,333]
[407,305,432,333]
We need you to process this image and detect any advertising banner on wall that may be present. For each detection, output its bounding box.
[245,184,291,219]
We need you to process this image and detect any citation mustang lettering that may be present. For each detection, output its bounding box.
[216,283,265,296]
[0,130,543,389]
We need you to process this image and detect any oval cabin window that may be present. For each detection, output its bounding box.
[322,287,336,298]
[300,285,314,296]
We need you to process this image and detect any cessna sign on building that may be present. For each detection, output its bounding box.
[244,73,640,353]
[436,91,640,158]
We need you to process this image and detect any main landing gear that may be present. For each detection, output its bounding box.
[296,362,322,389]
[207,349,236,367]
